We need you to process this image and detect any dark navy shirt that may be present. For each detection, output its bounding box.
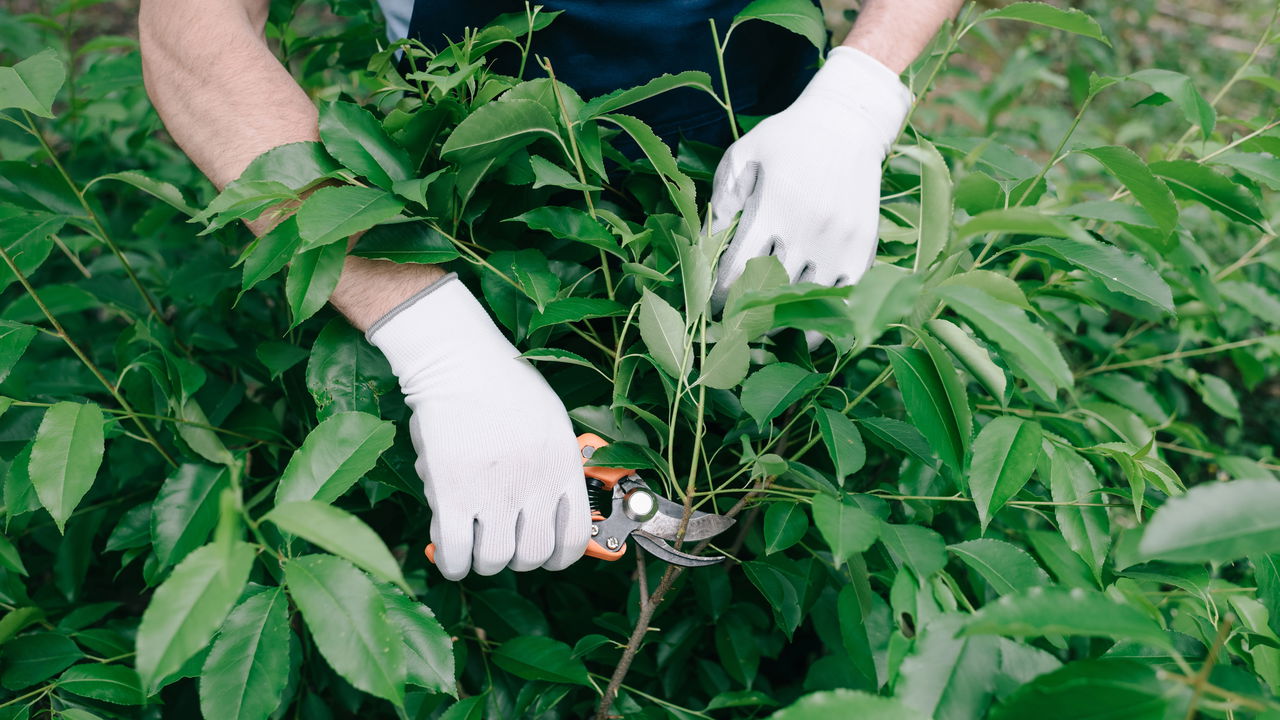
[384,0,819,148]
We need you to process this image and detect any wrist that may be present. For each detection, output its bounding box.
[332,258,448,332]
[365,272,517,383]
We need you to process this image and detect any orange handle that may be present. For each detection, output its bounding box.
[424,434,636,565]
[577,433,634,489]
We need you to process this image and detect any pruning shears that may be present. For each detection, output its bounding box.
[425,433,734,568]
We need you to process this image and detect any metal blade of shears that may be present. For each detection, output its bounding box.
[637,491,735,541]
[631,530,726,567]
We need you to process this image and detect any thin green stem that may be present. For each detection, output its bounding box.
[1081,335,1274,376]
[0,685,52,710]
[709,19,739,141]
[0,243,176,467]
[1165,4,1280,160]
[21,111,165,321]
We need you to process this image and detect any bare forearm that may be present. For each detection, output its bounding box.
[139,0,442,330]
[842,0,963,74]
[139,0,319,190]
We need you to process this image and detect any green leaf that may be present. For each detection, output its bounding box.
[968,417,1043,530]
[977,2,1110,45]
[264,502,408,593]
[598,114,699,232]
[699,331,750,390]
[1219,281,1280,328]
[4,443,40,519]
[991,660,1176,720]
[1047,446,1110,578]
[937,284,1072,400]
[770,689,928,720]
[296,185,405,252]
[1128,69,1214,138]
[151,464,230,569]
[579,71,715,119]
[956,207,1091,242]
[811,494,878,568]
[961,587,1170,649]
[490,248,558,313]
[351,222,460,264]
[285,241,345,329]
[743,561,802,638]
[0,208,60,293]
[836,585,877,685]
[528,154,600,191]
[519,347,602,375]
[583,441,666,472]
[1,632,81,690]
[441,99,563,165]
[506,206,621,258]
[29,402,104,534]
[1088,374,1169,424]
[1190,373,1241,423]
[491,636,589,686]
[814,408,865,486]
[275,411,396,505]
[87,171,199,218]
[1150,159,1265,230]
[376,585,455,694]
[897,615,1001,720]
[234,141,341,191]
[741,363,823,429]
[284,555,404,705]
[948,539,1050,595]
[1026,530,1097,589]
[0,320,37,383]
[1138,478,1280,563]
[239,215,301,294]
[199,588,290,720]
[136,541,256,693]
[925,318,1007,401]
[319,101,413,189]
[1077,146,1177,234]
[527,297,627,335]
[731,0,827,51]
[195,181,295,232]
[0,49,65,118]
[0,607,42,646]
[885,346,967,473]
[879,523,947,578]
[56,665,146,705]
[0,531,26,576]
[723,255,790,340]
[638,289,688,378]
[305,318,394,420]
[1255,554,1280,639]
[763,502,808,555]
[897,139,953,271]
[439,697,486,720]
[845,264,922,351]
[1010,235,1173,312]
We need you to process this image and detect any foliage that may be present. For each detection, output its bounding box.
[1,0,1279,718]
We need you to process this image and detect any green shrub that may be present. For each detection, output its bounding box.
[1,1,1279,718]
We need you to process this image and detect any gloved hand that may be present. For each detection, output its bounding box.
[366,273,591,580]
[710,46,913,306]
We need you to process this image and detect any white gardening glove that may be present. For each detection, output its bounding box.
[710,46,913,306]
[366,273,591,580]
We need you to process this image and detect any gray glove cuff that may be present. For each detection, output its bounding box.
[364,272,459,341]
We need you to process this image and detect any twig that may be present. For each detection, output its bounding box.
[1183,617,1236,719]
[1080,336,1274,376]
